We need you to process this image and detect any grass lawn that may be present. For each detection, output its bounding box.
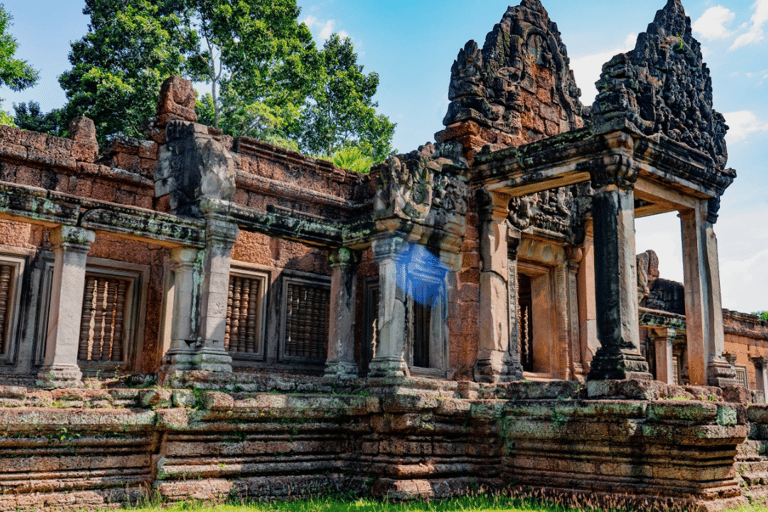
[111,495,768,512]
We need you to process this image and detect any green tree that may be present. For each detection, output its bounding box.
[0,4,38,92]
[298,34,395,163]
[59,0,197,142]
[0,3,39,126]
[186,0,321,139]
[13,101,67,136]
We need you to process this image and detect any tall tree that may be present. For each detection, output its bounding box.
[298,34,395,163]
[0,3,39,126]
[0,4,38,92]
[13,101,66,136]
[186,0,321,140]
[59,0,197,142]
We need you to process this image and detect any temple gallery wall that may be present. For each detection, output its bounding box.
[0,0,767,510]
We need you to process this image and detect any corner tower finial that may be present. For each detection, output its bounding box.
[437,0,584,161]
[591,0,728,169]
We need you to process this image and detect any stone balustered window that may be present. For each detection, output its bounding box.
[0,253,24,363]
[225,268,268,360]
[78,274,131,363]
[68,259,149,373]
[361,280,379,376]
[735,365,748,388]
[281,277,330,363]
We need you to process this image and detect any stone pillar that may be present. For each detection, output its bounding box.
[555,262,571,381]
[37,226,95,388]
[474,190,514,383]
[368,236,409,378]
[651,327,677,385]
[506,233,524,381]
[194,208,238,372]
[587,166,651,380]
[577,222,599,373]
[325,247,360,379]
[680,201,736,387]
[567,247,585,380]
[750,357,768,393]
[160,247,200,376]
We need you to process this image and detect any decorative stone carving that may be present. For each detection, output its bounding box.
[375,142,469,244]
[375,143,467,220]
[155,121,237,217]
[437,0,585,159]
[592,0,728,171]
[507,182,592,245]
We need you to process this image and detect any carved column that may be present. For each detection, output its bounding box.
[474,189,514,383]
[325,247,360,379]
[160,247,200,379]
[680,200,736,386]
[194,204,238,372]
[567,248,585,381]
[506,232,524,381]
[651,327,677,385]
[555,261,572,381]
[577,222,599,373]
[37,226,96,388]
[368,236,409,378]
[587,161,652,381]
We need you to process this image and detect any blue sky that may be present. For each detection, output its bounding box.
[1,0,767,312]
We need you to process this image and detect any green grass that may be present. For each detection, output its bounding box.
[103,495,768,512]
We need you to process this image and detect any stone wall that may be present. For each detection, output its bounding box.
[0,378,762,511]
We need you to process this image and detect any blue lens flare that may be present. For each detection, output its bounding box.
[394,244,448,307]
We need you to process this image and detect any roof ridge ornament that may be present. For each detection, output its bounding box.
[590,0,728,170]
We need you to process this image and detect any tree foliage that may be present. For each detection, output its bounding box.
[0,3,39,127]
[59,0,196,142]
[299,34,395,163]
[186,0,320,139]
[13,101,67,136]
[60,0,395,159]
[0,4,38,92]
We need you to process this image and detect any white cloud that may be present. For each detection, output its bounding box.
[319,20,335,40]
[721,247,768,312]
[301,15,318,29]
[570,34,636,106]
[301,16,346,42]
[692,6,736,40]
[723,110,768,143]
[730,0,768,50]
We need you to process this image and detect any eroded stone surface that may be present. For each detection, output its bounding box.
[592,0,728,170]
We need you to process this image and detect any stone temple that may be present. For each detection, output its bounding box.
[0,0,766,510]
